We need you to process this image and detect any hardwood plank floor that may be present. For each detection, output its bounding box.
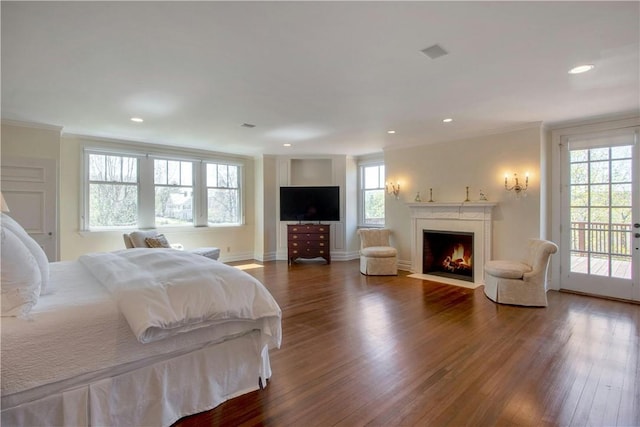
[173,260,640,427]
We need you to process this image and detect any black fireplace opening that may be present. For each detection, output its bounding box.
[423,230,474,282]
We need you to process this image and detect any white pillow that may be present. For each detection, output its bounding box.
[1,227,41,317]
[0,213,50,294]
[129,230,162,248]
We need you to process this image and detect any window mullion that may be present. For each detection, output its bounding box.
[194,162,206,227]
[138,156,155,229]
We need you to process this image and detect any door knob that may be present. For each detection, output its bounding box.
[636,233,640,238]
[634,223,640,228]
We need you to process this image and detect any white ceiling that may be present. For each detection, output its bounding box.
[2,1,639,157]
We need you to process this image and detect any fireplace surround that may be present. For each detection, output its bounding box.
[408,202,497,288]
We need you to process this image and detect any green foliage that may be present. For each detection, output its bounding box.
[89,183,137,228]
[364,189,384,225]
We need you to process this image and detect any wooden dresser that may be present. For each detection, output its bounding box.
[287,224,331,264]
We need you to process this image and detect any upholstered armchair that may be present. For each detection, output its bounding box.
[483,238,558,307]
[357,228,398,276]
[123,230,221,261]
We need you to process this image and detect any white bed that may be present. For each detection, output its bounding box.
[1,223,282,427]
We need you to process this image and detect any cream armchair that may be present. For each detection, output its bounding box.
[357,228,398,276]
[123,230,221,261]
[483,238,558,307]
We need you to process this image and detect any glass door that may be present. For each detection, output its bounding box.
[561,128,639,301]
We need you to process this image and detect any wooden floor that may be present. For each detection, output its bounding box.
[174,260,639,427]
[571,254,632,279]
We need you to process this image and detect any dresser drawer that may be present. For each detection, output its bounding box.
[288,233,328,241]
[289,240,328,248]
[288,225,329,234]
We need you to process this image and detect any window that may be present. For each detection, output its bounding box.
[206,163,240,225]
[359,163,385,226]
[154,159,194,226]
[83,148,243,230]
[87,153,138,228]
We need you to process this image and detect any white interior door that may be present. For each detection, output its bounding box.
[560,127,639,301]
[1,156,58,261]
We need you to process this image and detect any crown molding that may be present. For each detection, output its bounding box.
[1,119,63,132]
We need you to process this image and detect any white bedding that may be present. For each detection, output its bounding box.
[1,258,282,405]
[78,248,282,344]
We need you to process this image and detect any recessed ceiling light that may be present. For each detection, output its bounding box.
[130,117,144,123]
[387,130,396,134]
[443,118,453,123]
[283,143,292,147]
[568,64,595,74]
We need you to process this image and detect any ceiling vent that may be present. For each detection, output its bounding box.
[241,123,256,128]
[421,44,448,60]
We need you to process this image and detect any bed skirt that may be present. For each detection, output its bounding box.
[2,331,271,427]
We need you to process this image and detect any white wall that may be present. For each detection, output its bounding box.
[1,121,62,160]
[253,155,278,261]
[384,125,543,268]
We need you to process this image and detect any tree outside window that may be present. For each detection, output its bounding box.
[361,164,385,226]
[88,154,138,228]
[85,149,244,230]
[206,163,240,225]
[154,159,194,226]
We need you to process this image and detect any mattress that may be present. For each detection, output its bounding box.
[1,260,275,408]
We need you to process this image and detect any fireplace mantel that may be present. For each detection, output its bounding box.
[406,201,497,218]
[407,202,497,287]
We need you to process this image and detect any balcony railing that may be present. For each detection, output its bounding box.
[571,222,632,256]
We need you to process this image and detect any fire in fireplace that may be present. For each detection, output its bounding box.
[423,230,474,282]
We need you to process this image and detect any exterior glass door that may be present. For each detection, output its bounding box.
[561,128,639,301]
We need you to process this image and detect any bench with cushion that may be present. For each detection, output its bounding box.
[123,230,221,261]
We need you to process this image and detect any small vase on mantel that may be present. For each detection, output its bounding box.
[414,192,422,202]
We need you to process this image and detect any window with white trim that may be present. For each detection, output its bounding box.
[83,149,243,230]
[87,153,139,229]
[154,159,194,226]
[359,162,385,226]
[206,162,241,225]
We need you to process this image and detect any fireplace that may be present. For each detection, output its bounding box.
[423,230,474,282]
[407,202,496,287]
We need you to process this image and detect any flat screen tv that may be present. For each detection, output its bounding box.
[280,186,340,222]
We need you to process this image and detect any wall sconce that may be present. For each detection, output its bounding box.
[504,173,528,196]
[386,182,400,199]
